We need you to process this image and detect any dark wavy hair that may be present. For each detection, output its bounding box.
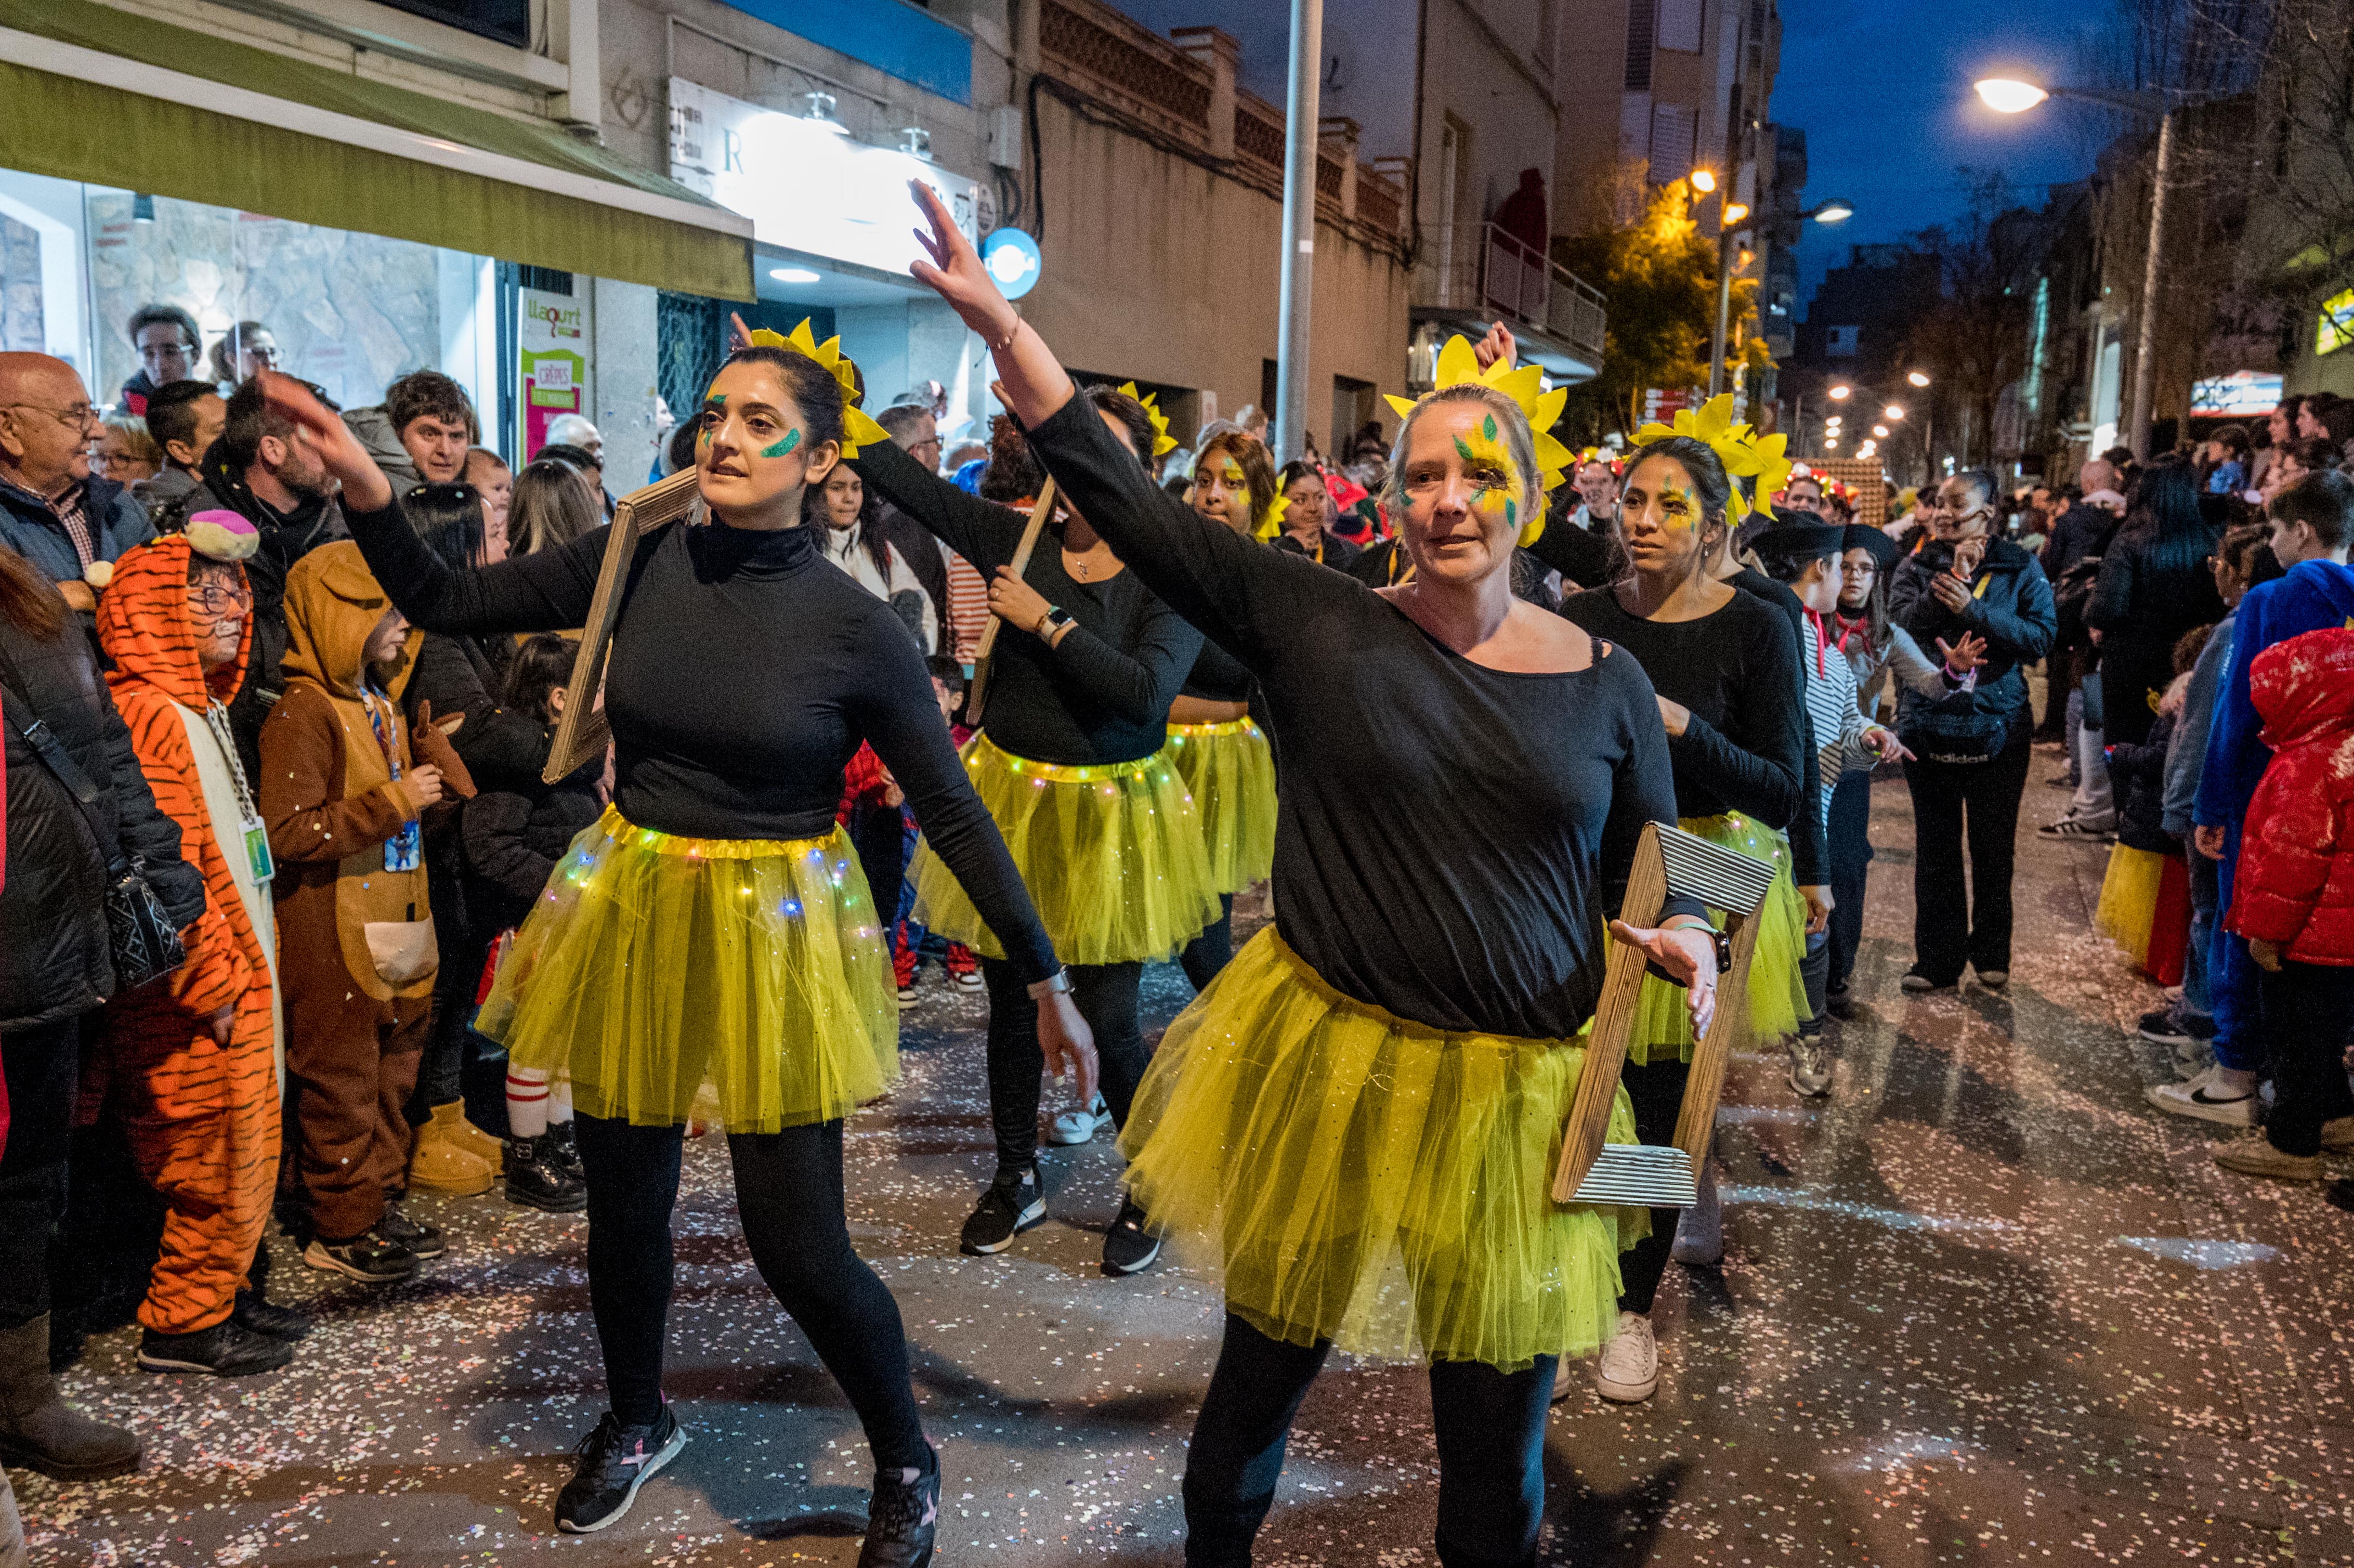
[405,481,489,570]
[805,463,892,582]
[2124,458,2216,577]
[1083,384,1157,468]
[706,345,849,458]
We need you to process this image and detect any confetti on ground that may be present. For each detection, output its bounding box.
[17,768,2354,1563]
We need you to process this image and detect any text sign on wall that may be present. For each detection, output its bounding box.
[518,286,591,461]
[668,79,983,279]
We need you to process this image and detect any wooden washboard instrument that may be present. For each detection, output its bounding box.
[1552,820,1778,1209]
[962,478,1057,727]
[542,468,703,785]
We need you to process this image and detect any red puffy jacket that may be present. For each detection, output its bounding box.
[2227,627,2354,965]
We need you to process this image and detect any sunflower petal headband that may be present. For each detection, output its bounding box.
[1631,393,1793,524]
[737,320,894,460]
[1383,334,1569,545]
[1118,382,1180,458]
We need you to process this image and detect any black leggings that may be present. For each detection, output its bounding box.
[1179,895,1237,992]
[1825,770,1873,994]
[1184,1312,1553,1568]
[1615,1056,1690,1316]
[572,1112,927,1468]
[982,958,1147,1170]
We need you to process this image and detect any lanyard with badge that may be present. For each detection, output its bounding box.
[363,686,422,873]
[204,701,274,885]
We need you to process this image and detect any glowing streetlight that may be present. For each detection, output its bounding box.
[1974,77,2050,114]
[1722,202,1750,227]
[1690,169,1717,193]
[1807,198,1855,224]
[1907,370,1932,387]
[1872,424,1890,438]
[1884,403,1906,420]
[1828,384,1852,400]
[1825,437,1841,450]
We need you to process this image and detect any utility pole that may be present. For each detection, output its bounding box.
[2125,107,2174,463]
[1272,0,1323,464]
[1708,224,1735,398]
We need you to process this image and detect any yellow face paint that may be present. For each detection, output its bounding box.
[1454,414,1525,532]
[1221,460,1246,487]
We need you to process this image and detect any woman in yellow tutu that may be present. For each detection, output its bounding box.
[908,184,1722,1568]
[851,386,1220,1274]
[261,338,1090,1565]
[1170,425,1283,989]
[1555,423,1814,1406]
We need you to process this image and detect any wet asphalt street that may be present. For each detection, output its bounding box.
[16,745,2354,1566]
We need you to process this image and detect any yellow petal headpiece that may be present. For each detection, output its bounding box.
[1253,492,1290,542]
[742,320,892,461]
[1382,334,1567,545]
[1117,382,1180,458]
[1631,393,1793,524]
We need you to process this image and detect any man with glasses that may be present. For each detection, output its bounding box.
[874,399,954,655]
[0,352,156,613]
[122,304,204,417]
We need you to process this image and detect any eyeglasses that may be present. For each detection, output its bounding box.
[4,400,99,432]
[190,580,253,615]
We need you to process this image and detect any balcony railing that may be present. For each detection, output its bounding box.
[1414,222,1606,367]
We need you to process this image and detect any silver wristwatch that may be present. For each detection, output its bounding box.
[1026,969,1073,1000]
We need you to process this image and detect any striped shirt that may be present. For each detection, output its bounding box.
[945,551,990,662]
[1801,610,1874,828]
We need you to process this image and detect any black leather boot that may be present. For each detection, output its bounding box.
[0,1314,142,1480]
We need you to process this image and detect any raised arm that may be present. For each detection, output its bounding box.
[852,431,1026,573]
[901,181,1345,667]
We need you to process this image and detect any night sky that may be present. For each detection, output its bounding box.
[1773,0,2129,318]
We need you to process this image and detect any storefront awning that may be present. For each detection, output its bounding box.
[0,0,755,301]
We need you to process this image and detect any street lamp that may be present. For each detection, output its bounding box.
[1802,198,1855,224]
[1884,403,1905,420]
[1710,193,1856,398]
[1827,384,1852,400]
[1907,370,1932,387]
[1872,424,1890,438]
[1972,70,2183,461]
[1690,169,1717,193]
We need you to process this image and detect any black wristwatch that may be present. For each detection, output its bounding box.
[1645,921,1731,987]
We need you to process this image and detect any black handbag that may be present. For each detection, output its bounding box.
[0,667,187,991]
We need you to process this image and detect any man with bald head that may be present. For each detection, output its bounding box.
[0,353,154,613]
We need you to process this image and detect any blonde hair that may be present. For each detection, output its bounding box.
[101,412,163,467]
[1380,384,1544,522]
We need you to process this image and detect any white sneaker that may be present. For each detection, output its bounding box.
[1593,1311,1659,1403]
[1670,1164,1723,1265]
[2146,1065,2258,1127]
[1786,1033,1834,1097]
[1044,1094,1108,1147]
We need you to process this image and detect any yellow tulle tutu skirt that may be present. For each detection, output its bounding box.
[1627,813,1807,1066]
[2096,844,2168,969]
[1120,928,1649,1372]
[1167,718,1277,894]
[477,806,897,1133]
[911,733,1221,966]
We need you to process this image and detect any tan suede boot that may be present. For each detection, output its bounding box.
[428,1100,504,1174]
[407,1109,495,1195]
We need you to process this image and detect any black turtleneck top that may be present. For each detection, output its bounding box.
[338,496,1060,982]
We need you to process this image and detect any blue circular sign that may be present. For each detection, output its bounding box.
[980,228,1042,300]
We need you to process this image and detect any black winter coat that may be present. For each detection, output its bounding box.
[1,607,206,1031]
[403,632,546,794]
[460,755,604,938]
[2086,525,2223,750]
[2108,710,2178,855]
[1888,535,2059,763]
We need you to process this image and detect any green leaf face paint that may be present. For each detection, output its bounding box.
[761,429,803,459]
[1455,436,1476,463]
[1482,414,1498,441]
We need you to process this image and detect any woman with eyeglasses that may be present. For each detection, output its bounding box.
[1823,525,1985,1015]
[1886,468,2059,992]
[207,322,278,392]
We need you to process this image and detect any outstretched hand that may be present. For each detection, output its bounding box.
[908,180,1017,344]
[256,370,391,512]
[1610,919,1719,1036]
[1935,630,1989,676]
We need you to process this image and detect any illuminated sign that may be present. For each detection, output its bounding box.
[981,229,1041,299]
[2189,371,2282,416]
[2318,288,2354,357]
[668,79,982,279]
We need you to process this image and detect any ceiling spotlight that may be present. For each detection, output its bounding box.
[899,126,932,160]
[769,266,821,284]
[803,92,848,133]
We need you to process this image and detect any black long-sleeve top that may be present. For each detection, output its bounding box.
[851,438,1201,766]
[1018,395,1702,1041]
[1182,635,1254,703]
[338,495,1060,982]
[1557,586,1807,833]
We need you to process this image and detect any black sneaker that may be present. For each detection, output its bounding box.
[556,1407,687,1534]
[545,1119,585,1181]
[958,1165,1044,1256]
[303,1230,417,1284]
[233,1289,313,1341]
[2138,1008,2192,1046]
[506,1134,590,1213]
[377,1204,446,1260]
[1101,1194,1162,1276]
[1824,984,1855,1021]
[138,1318,295,1376]
[858,1446,939,1567]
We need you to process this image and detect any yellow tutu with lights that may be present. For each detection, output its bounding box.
[1119,928,1648,1371]
[910,733,1221,966]
[1626,812,1807,1066]
[477,806,897,1133]
[1167,718,1277,894]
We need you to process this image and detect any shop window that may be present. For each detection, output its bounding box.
[373,0,529,49]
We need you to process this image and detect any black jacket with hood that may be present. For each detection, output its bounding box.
[1888,535,2059,763]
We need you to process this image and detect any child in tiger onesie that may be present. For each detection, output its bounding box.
[263,541,471,1287]
[93,515,309,1376]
